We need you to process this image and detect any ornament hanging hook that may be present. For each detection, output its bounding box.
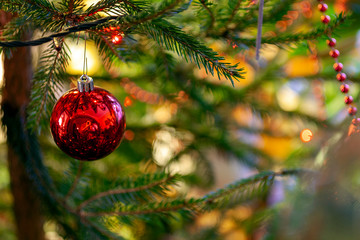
[83,32,88,75]
[255,0,264,61]
[78,31,94,92]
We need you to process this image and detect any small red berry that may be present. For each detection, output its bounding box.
[340,84,349,93]
[337,73,347,82]
[318,3,328,12]
[321,15,331,24]
[348,106,357,115]
[344,96,353,104]
[327,38,336,47]
[333,62,343,72]
[329,49,340,58]
[352,118,360,125]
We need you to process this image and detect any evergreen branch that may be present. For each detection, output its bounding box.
[81,218,123,239]
[0,16,118,47]
[65,161,84,200]
[27,38,69,132]
[226,0,242,26]
[77,174,178,211]
[80,199,201,217]
[83,0,126,17]
[163,0,193,17]
[1,0,59,16]
[80,170,306,217]
[69,0,74,13]
[142,19,243,84]
[23,0,59,16]
[96,0,183,29]
[203,171,275,204]
[233,13,347,46]
[35,51,60,124]
[198,0,215,31]
[98,34,126,63]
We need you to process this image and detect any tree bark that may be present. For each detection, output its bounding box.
[1,11,45,240]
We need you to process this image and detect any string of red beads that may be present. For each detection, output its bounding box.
[318,0,360,125]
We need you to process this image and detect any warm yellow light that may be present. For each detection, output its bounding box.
[66,40,101,76]
[300,129,313,143]
[84,0,101,8]
[168,154,196,175]
[276,86,300,111]
[284,56,319,78]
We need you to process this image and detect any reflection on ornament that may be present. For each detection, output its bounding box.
[50,79,126,160]
[300,128,313,143]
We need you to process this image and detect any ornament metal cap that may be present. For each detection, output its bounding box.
[77,74,94,92]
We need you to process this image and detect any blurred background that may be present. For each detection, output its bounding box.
[2,0,360,239]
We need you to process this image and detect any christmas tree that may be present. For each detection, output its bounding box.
[1,0,360,239]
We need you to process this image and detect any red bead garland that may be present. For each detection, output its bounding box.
[318,3,328,12]
[333,62,343,72]
[321,15,330,24]
[348,107,357,115]
[340,84,349,93]
[345,96,353,104]
[319,0,357,123]
[329,49,340,58]
[327,38,336,47]
[336,73,346,82]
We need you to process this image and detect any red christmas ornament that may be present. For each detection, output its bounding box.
[50,75,126,161]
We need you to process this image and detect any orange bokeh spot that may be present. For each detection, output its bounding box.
[124,130,135,141]
[124,96,133,107]
[300,129,313,143]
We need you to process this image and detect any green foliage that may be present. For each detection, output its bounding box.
[0,0,356,239]
[27,40,70,132]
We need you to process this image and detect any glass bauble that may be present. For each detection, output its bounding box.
[50,87,125,160]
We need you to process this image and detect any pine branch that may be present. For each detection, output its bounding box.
[142,19,243,85]
[225,0,243,26]
[65,161,84,200]
[0,16,118,47]
[77,173,179,211]
[231,11,347,47]
[27,38,69,133]
[202,171,275,209]
[83,0,127,18]
[198,0,215,31]
[80,199,202,217]
[23,0,59,16]
[79,169,306,217]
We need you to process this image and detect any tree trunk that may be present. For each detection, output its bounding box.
[1,11,45,240]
